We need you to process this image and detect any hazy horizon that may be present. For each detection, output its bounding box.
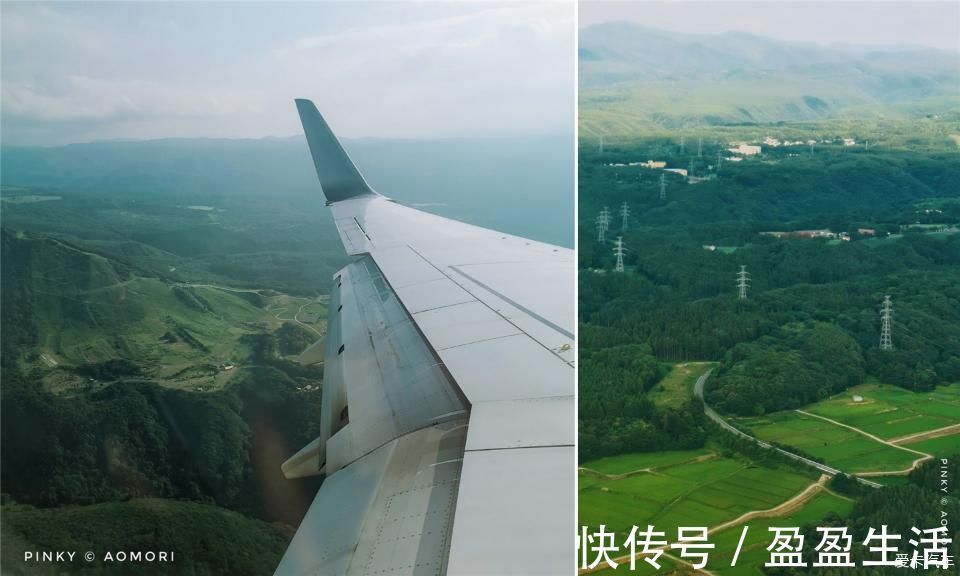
[0,132,569,150]
[580,1,959,53]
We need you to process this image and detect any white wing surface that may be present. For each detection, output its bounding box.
[273,99,574,576]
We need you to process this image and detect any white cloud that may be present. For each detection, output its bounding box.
[1,2,574,145]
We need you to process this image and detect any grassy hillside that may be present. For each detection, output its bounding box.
[1,228,325,392]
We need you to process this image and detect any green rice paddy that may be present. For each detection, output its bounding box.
[579,450,815,540]
[707,492,855,575]
[903,433,960,458]
[803,381,960,440]
[738,411,919,473]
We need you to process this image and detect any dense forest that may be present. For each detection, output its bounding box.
[1,349,324,573]
[1,357,323,518]
[1,499,293,576]
[708,322,865,416]
[578,331,708,461]
[578,131,960,459]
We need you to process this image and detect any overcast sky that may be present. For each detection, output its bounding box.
[581,1,959,52]
[1,2,574,146]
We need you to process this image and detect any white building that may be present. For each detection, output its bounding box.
[728,143,762,156]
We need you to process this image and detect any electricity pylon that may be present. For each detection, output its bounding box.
[620,201,630,231]
[595,214,607,244]
[659,172,666,201]
[596,207,611,243]
[613,237,626,273]
[736,265,750,300]
[880,295,893,350]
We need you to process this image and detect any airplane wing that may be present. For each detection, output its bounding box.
[272,99,574,576]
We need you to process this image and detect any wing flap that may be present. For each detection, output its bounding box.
[323,256,466,475]
[274,438,393,576]
[275,420,468,576]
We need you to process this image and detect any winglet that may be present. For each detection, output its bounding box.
[295,99,378,203]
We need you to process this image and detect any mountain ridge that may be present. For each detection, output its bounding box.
[578,22,959,135]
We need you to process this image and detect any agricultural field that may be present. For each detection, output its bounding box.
[903,433,960,458]
[804,381,960,441]
[650,362,716,409]
[582,449,714,476]
[583,491,854,575]
[579,449,816,541]
[738,411,920,473]
[706,491,855,575]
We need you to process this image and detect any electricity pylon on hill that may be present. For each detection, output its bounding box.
[880,295,893,350]
[596,207,611,244]
[736,265,750,300]
[613,237,626,273]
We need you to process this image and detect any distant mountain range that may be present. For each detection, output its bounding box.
[580,22,958,90]
[579,22,960,132]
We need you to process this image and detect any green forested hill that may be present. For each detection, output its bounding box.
[578,126,960,460]
[1,499,293,576]
[1,363,322,519]
[1,225,325,574]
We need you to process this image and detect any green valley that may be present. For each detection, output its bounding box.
[577,17,960,576]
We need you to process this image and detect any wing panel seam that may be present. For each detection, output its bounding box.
[402,245,573,364]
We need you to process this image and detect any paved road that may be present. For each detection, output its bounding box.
[693,369,882,489]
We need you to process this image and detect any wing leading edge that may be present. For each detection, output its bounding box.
[274,100,574,576]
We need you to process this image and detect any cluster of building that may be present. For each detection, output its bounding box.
[603,160,666,169]
[727,135,861,156]
[728,143,761,156]
[761,137,809,147]
[760,228,877,242]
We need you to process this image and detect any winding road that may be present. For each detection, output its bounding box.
[693,369,882,489]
